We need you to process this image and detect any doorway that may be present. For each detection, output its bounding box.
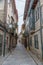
[0,35,3,55]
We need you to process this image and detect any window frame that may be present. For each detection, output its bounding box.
[35,5,40,22]
[30,37,32,46]
[34,35,39,49]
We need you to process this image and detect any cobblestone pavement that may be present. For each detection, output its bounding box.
[2,43,36,65]
[0,52,10,65]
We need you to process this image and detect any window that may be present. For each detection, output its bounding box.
[35,7,40,22]
[41,5,43,23]
[29,12,33,30]
[37,7,40,21]
[36,10,37,21]
[34,35,39,49]
[30,37,32,46]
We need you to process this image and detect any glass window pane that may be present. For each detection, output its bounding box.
[30,37,32,46]
[34,35,39,49]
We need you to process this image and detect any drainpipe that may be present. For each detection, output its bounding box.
[3,30,6,56]
[27,36,29,51]
[39,0,43,59]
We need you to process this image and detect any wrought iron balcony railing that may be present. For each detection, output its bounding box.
[29,9,35,34]
[28,0,34,16]
[40,5,43,25]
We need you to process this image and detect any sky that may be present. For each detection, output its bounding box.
[15,0,26,34]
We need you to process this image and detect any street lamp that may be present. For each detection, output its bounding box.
[9,23,13,29]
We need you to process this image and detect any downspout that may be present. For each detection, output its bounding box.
[3,30,6,56]
[39,0,43,59]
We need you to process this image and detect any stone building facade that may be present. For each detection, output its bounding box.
[0,0,18,56]
[23,0,43,59]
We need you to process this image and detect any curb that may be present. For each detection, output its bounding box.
[25,48,38,65]
[1,52,11,65]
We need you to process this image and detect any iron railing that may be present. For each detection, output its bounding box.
[40,5,43,25]
[29,9,35,32]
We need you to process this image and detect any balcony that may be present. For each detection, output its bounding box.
[29,9,35,34]
[28,0,34,16]
[41,5,43,26]
[28,0,38,16]
[32,0,38,9]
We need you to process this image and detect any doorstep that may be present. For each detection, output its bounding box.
[27,51,43,65]
[0,52,11,65]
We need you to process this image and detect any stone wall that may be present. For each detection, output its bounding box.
[29,30,42,59]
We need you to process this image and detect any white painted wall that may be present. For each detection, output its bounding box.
[0,10,4,22]
[35,20,40,31]
[0,0,5,10]
[0,0,5,22]
[6,2,13,24]
[40,0,43,5]
[6,1,16,24]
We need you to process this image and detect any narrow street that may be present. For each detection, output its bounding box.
[2,43,36,65]
[0,0,43,65]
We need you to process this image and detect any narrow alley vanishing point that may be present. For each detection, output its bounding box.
[0,0,43,65]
